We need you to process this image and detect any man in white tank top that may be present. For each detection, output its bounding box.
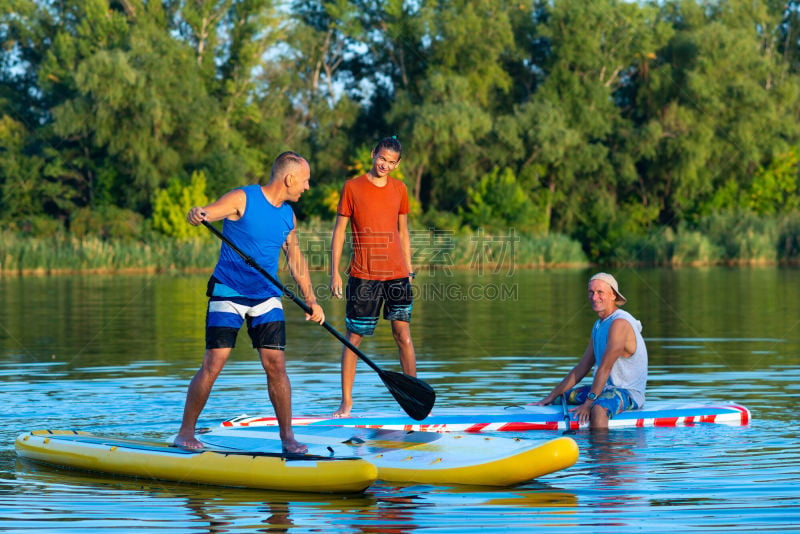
[531,273,648,429]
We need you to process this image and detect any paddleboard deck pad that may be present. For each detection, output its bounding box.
[222,402,751,432]
[15,430,377,493]
[195,425,579,487]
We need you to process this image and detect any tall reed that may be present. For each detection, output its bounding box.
[2,211,797,275]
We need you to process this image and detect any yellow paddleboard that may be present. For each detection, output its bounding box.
[15,430,377,494]
[196,425,579,487]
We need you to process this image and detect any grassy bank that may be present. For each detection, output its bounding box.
[0,233,218,275]
[611,212,800,266]
[0,224,589,275]
[2,211,798,275]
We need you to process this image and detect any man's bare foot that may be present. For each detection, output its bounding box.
[333,403,351,418]
[173,434,203,449]
[281,438,308,455]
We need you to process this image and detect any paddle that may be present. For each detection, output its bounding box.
[560,394,576,435]
[201,220,436,420]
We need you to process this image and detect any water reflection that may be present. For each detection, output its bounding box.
[183,497,296,533]
[357,485,423,534]
[585,430,647,491]
[482,489,577,509]
[14,458,378,531]
[570,429,647,531]
[13,456,586,532]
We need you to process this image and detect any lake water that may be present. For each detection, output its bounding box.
[1,267,799,532]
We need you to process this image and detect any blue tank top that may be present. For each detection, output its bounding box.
[211,184,295,299]
[591,309,648,407]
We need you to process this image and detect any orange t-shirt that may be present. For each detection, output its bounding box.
[338,174,410,280]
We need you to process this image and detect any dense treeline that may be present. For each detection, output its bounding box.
[2,0,800,266]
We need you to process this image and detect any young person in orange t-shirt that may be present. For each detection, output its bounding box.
[329,137,417,418]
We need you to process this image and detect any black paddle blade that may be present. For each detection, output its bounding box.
[379,370,436,421]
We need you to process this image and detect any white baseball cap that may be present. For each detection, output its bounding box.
[589,272,627,305]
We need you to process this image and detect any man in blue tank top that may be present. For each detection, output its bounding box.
[532,272,648,429]
[174,152,325,453]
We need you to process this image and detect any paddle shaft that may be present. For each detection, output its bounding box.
[201,220,384,375]
[560,394,576,434]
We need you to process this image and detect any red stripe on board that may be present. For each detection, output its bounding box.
[464,423,491,433]
[735,405,750,425]
[654,417,680,427]
[636,419,645,427]
[699,415,717,423]
[684,416,696,426]
[496,422,560,431]
[225,417,279,427]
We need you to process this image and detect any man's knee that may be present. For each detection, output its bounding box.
[391,322,412,344]
[259,349,286,374]
[393,331,413,348]
[201,348,230,375]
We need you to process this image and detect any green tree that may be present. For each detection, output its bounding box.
[47,0,228,211]
[1,0,292,225]
[4,0,800,257]
[151,171,210,239]
[201,0,295,195]
[746,148,800,215]
[385,0,518,210]
[281,0,363,186]
[0,116,52,224]
[631,0,800,226]
[508,0,671,245]
[460,167,542,233]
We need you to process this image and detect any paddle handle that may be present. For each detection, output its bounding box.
[201,221,383,375]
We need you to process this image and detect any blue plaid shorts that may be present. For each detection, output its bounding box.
[567,385,639,417]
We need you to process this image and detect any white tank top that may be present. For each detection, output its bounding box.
[592,309,648,407]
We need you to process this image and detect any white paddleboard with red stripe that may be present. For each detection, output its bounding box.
[222,402,751,432]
